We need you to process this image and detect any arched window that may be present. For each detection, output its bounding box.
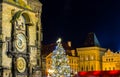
[91,56,94,60]
[111,58,113,61]
[86,66,88,71]
[91,66,93,71]
[81,67,83,71]
[106,59,108,61]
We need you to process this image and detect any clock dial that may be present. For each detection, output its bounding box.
[16,57,26,73]
[15,33,26,52]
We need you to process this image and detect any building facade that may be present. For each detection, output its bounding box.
[0,0,42,77]
[102,49,120,71]
[67,51,79,73]
[76,33,120,72]
[77,47,106,71]
[77,32,106,72]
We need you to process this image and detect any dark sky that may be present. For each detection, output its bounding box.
[40,0,120,51]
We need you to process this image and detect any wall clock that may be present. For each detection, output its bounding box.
[16,57,26,73]
[15,33,26,52]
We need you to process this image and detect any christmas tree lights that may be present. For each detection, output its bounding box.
[49,38,71,77]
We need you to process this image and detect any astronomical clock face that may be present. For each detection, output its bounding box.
[16,57,26,73]
[15,33,26,52]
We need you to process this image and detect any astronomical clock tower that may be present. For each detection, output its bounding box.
[0,0,42,77]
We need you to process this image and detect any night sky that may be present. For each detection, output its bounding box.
[40,0,120,51]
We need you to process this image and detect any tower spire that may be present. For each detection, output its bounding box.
[84,32,101,47]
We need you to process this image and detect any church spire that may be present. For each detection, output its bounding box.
[84,32,101,47]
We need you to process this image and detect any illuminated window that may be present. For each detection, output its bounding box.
[91,56,93,60]
[85,56,88,60]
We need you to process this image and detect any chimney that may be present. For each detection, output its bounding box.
[68,41,71,47]
[71,50,75,56]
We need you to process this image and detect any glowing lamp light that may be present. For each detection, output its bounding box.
[109,70,119,75]
[79,71,87,76]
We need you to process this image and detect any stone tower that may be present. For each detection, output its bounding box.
[0,0,42,77]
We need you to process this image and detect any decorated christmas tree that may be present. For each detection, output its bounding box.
[49,38,71,77]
